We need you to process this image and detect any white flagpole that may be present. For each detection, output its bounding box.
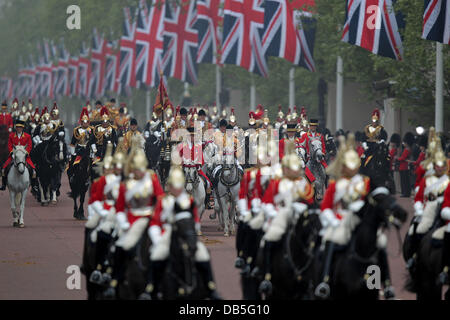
[250,74,256,111]
[435,42,443,132]
[336,56,344,131]
[289,67,295,108]
[146,87,151,120]
[216,64,221,111]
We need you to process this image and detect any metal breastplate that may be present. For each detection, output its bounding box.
[425,175,449,201]
[126,178,154,215]
[335,176,367,210]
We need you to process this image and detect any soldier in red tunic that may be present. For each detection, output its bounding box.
[1,120,36,190]
[0,101,13,132]
[138,166,221,300]
[438,180,450,285]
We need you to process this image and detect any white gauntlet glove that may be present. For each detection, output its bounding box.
[251,198,261,214]
[58,131,64,137]
[292,202,308,215]
[237,199,250,218]
[144,131,150,139]
[116,212,130,231]
[321,209,339,228]
[148,225,162,244]
[414,201,424,217]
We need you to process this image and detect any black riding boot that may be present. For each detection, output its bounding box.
[406,232,424,274]
[438,232,450,285]
[103,246,128,300]
[196,261,222,300]
[258,241,274,295]
[0,173,6,190]
[138,260,166,300]
[235,222,247,269]
[378,249,395,299]
[89,231,111,285]
[314,241,336,299]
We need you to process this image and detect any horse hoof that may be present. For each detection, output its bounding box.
[224,232,229,237]
[197,230,203,236]
[19,223,24,228]
[13,222,19,228]
[51,200,57,205]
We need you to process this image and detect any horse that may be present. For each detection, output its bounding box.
[312,195,407,300]
[159,214,210,299]
[183,165,205,234]
[68,147,91,220]
[360,142,391,190]
[214,151,242,237]
[323,130,337,165]
[6,146,30,228]
[254,207,322,300]
[403,216,450,300]
[34,136,65,205]
[306,139,327,202]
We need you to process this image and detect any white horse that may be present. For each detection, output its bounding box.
[183,165,205,235]
[213,152,241,237]
[7,146,30,228]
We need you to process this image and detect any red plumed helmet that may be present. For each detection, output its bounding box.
[371,108,380,121]
[41,106,48,117]
[100,106,110,122]
[79,107,90,124]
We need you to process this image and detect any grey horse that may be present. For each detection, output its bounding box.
[7,146,30,228]
[306,139,327,202]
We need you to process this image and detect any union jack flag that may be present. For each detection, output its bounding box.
[38,40,54,99]
[103,39,120,94]
[135,0,165,88]
[341,0,404,60]
[89,28,107,99]
[118,7,138,95]
[195,0,224,65]
[262,0,316,72]
[55,41,70,98]
[78,42,91,99]
[422,0,450,44]
[162,0,199,84]
[68,54,80,97]
[221,0,268,77]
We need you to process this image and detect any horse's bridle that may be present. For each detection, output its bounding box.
[183,165,199,191]
[13,149,27,169]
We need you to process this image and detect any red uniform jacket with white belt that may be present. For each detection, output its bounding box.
[115,171,164,226]
[2,132,35,169]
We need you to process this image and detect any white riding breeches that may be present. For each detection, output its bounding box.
[150,226,210,262]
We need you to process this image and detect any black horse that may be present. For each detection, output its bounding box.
[360,142,391,190]
[403,216,450,300]
[159,217,210,299]
[68,146,91,220]
[33,136,66,205]
[313,194,407,300]
[251,208,322,300]
[0,125,9,173]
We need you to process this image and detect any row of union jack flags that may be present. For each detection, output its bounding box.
[0,0,449,102]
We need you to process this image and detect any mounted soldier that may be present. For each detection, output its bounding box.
[314,133,407,300]
[123,118,144,153]
[1,119,37,190]
[94,106,118,161]
[114,104,130,138]
[67,107,96,178]
[139,166,221,300]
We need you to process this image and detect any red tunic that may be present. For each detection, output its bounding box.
[389,148,398,171]
[177,142,211,186]
[115,172,165,226]
[262,178,314,206]
[357,146,365,158]
[413,152,425,171]
[239,169,264,209]
[441,184,450,224]
[0,112,13,129]
[397,148,410,171]
[320,176,371,220]
[2,132,35,169]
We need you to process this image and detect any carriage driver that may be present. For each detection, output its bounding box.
[1,119,36,190]
[314,133,407,300]
[138,166,221,300]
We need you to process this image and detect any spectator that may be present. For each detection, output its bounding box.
[396,132,414,197]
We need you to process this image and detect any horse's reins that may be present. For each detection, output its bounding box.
[284,213,317,283]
